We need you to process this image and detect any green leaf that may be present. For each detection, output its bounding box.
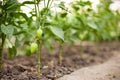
[15,12,29,21]
[87,22,98,30]
[78,1,91,6]
[58,2,69,12]
[4,0,20,13]
[8,46,17,59]
[21,1,34,5]
[59,2,65,10]
[1,24,14,40]
[50,26,64,41]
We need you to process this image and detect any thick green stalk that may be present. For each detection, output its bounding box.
[59,43,63,65]
[0,33,6,71]
[34,0,41,77]
[37,40,42,78]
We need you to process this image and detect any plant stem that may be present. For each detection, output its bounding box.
[0,33,6,71]
[37,40,42,78]
[34,0,53,77]
[59,43,63,65]
[34,0,42,77]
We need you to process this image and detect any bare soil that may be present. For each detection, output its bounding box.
[58,53,120,80]
[0,41,120,80]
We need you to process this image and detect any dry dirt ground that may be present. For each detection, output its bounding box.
[58,52,120,80]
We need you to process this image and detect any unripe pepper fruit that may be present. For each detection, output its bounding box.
[36,28,43,38]
[30,42,38,53]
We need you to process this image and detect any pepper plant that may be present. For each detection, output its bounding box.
[28,0,57,77]
[0,0,31,71]
[0,0,18,70]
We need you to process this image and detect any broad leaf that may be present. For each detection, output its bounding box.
[5,0,20,13]
[87,22,98,30]
[1,24,14,40]
[15,12,29,21]
[50,26,64,41]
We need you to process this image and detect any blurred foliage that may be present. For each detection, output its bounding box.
[26,0,119,55]
[48,0,120,43]
[0,0,120,56]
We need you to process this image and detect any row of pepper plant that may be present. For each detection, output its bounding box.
[0,0,120,78]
